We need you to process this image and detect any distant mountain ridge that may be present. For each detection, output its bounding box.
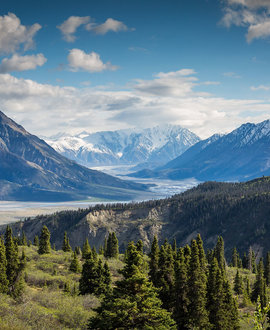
[46,125,200,168]
[131,119,270,181]
[0,111,148,201]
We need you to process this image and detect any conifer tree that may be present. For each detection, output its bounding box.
[34,235,39,247]
[75,246,81,255]
[187,239,210,328]
[5,226,19,287]
[232,247,238,267]
[174,248,189,329]
[242,252,248,269]
[252,259,267,307]
[222,280,240,329]
[38,226,51,254]
[234,269,244,295]
[0,239,8,294]
[157,243,175,311]
[136,239,143,254]
[88,242,176,329]
[79,255,100,295]
[21,232,27,246]
[110,232,119,258]
[103,261,111,295]
[82,239,92,259]
[214,236,225,273]
[92,246,98,260]
[62,231,72,252]
[196,233,207,272]
[70,252,81,273]
[265,252,270,286]
[149,235,159,287]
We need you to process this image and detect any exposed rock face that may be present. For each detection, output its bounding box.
[4,176,270,258]
[0,111,148,201]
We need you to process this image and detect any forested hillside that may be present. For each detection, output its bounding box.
[0,226,268,329]
[4,176,270,260]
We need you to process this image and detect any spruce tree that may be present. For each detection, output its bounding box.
[196,233,207,272]
[232,247,238,267]
[5,226,19,287]
[136,240,143,254]
[0,238,8,294]
[187,239,210,328]
[265,252,270,286]
[214,236,225,273]
[38,226,51,254]
[33,235,39,247]
[70,252,81,273]
[149,235,159,288]
[110,232,119,258]
[174,248,189,329]
[62,231,72,252]
[82,239,92,259]
[88,242,176,329]
[79,255,100,295]
[188,239,210,328]
[252,259,267,307]
[234,269,244,295]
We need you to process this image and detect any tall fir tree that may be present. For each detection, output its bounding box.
[187,239,210,329]
[149,235,159,288]
[88,241,176,329]
[62,231,72,252]
[82,239,92,259]
[174,248,189,329]
[252,259,267,307]
[214,236,225,273]
[38,226,51,254]
[232,247,239,268]
[234,269,244,295]
[5,226,19,287]
[69,252,81,273]
[264,252,270,286]
[0,238,8,294]
[33,235,39,247]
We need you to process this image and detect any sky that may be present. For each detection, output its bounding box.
[1,0,270,139]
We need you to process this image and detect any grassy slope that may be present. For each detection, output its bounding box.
[0,246,264,329]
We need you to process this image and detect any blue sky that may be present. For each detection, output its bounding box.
[0,0,270,138]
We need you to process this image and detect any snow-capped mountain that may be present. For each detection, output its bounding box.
[46,125,200,168]
[131,119,270,182]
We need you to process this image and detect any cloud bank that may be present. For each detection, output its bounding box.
[1,69,269,139]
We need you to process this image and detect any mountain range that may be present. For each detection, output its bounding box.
[131,120,270,182]
[0,111,148,202]
[45,125,200,169]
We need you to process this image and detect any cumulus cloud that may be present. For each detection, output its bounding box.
[220,0,270,42]
[68,48,118,73]
[86,18,129,35]
[0,13,41,54]
[0,53,47,73]
[57,16,90,42]
[1,70,270,139]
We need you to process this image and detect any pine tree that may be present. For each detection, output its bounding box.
[38,226,51,254]
[62,231,72,252]
[110,232,119,258]
[187,239,210,328]
[103,261,111,295]
[252,259,267,307]
[88,242,176,329]
[79,255,100,295]
[136,240,143,254]
[75,246,81,255]
[214,236,225,273]
[196,233,207,272]
[92,246,98,261]
[0,238,8,294]
[5,226,19,287]
[265,252,270,286]
[149,235,159,287]
[82,239,92,259]
[232,247,238,267]
[174,248,189,329]
[234,269,244,295]
[157,243,175,311]
[33,235,39,247]
[70,252,81,273]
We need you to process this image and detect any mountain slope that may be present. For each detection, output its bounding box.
[131,120,270,181]
[46,125,200,168]
[5,176,270,258]
[0,111,148,201]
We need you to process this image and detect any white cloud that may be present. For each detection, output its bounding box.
[68,48,118,73]
[86,18,129,35]
[0,53,47,73]
[251,85,270,91]
[220,1,270,42]
[57,16,90,42]
[0,13,41,54]
[1,70,270,139]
